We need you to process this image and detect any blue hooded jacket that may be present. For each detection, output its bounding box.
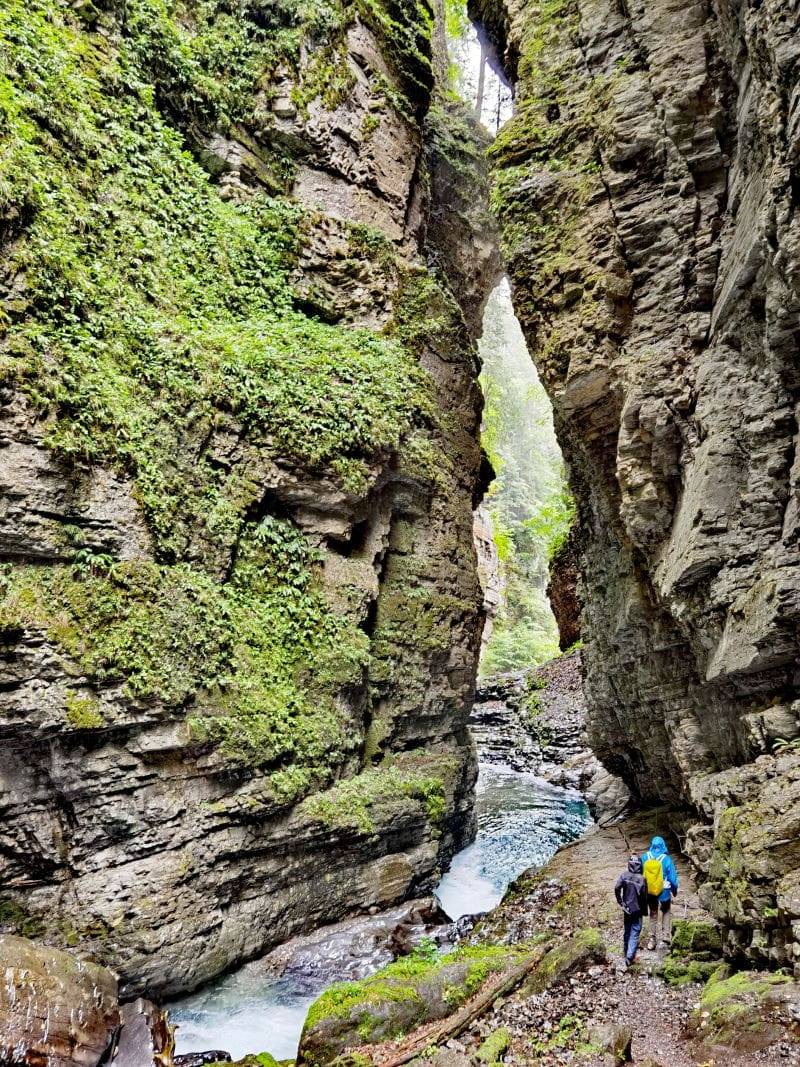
[641,836,679,903]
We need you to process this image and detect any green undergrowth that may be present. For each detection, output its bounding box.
[0,518,369,800]
[0,0,450,789]
[700,969,791,1016]
[0,1,440,557]
[301,755,457,834]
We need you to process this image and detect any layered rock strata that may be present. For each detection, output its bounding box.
[472,651,630,819]
[0,2,499,996]
[471,0,800,968]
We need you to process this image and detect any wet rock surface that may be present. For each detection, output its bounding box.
[473,652,630,822]
[470,0,800,970]
[0,935,171,1067]
[0,935,118,1067]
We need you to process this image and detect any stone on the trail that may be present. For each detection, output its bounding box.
[0,933,118,1067]
[659,919,725,985]
[669,920,722,958]
[476,1026,510,1062]
[586,1021,632,1063]
[690,968,800,1051]
[523,929,606,995]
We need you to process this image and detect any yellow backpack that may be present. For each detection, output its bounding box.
[643,854,664,896]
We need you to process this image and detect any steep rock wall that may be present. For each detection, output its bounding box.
[0,0,500,996]
[471,0,800,969]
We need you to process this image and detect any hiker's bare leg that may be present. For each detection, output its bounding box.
[660,900,672,947]
[647,897,659,950]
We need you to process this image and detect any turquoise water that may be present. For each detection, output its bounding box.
[435,763,590,919]
[168,762,590,1060]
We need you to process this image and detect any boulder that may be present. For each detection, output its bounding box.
[0,935,172,1067]
[0,934,118,1067]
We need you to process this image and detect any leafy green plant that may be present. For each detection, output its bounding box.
[773,737,800,753]
[410,936,439,963]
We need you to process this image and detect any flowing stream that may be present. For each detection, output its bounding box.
[168,761,590,1061]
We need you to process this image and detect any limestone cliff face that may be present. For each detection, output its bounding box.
[0,1,499,996]
[471,0,800,970]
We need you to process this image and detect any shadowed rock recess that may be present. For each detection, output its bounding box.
[470,0,800,969]
[0,0,501,997]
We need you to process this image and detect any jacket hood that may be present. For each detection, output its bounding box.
[649,836,667,855]
[628,855,643,874]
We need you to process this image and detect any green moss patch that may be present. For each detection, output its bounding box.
[693,968,795,1050]
[1,1,440,555]
[671,919,722,958]
[0,519,370,801]
[524,927,605,994]
[477,1026,511,1063]
[299,944,533,1065]
[300,755,456,834]
[0,0,454,798]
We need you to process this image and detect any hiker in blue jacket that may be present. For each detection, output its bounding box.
[641,835,679,949]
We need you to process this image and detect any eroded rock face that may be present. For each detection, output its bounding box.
[471,0,800,968]
[0,4,499,996]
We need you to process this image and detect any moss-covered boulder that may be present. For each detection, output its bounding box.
[659,919,724,986]
[297,945,534,1066]
[670,919,722,958]
[691,968,799,1051]
[523,928,606,995]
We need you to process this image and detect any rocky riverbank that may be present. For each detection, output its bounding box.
[5,791,799,1066]
[473,651,630,822]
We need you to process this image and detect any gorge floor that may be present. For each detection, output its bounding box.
[168,762,589,1060]
[326,811,800,1067]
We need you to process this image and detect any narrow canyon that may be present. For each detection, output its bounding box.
[0,0,798,1065]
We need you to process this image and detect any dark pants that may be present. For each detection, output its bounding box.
[623,912,643,962]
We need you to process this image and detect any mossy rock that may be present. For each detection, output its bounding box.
[660,919,724,985]
[476,1026,511,1063]
[661,957,723,987]
[210,1056,284,1067]
[523,927,606,995]
[670,919,722,959]
[298,945,532,1066]
[692,968,797,1051]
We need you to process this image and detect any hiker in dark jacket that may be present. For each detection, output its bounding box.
[615,855,648,968]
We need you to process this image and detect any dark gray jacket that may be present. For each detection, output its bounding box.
[615,862,648,916]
